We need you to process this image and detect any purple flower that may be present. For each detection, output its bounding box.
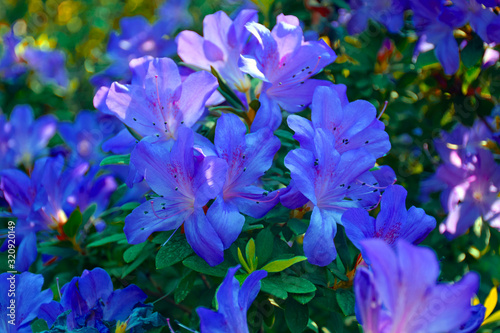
[288,85,390,159]
[421,121,500,238]
[342,185,436,255]
[156,0,193,32]
[90,16,178,88]
[346,0,408,34]
[67,166,117,218]
[0,31,26,80]
[197,265,267,333]
[23,47,69,88]
[411,0,468,75]
[239,14,337,131]
[0,156,104,270]
[177,10,258,92]
[283,128,383,266]
[0,105,57,170]
[355,239,482,332]
[59,110,122,164]
[0,272,53,333]
[38,267,147,330]
[205,113,281,249]
[125,127,228,266]
[96,57,218,142]
[439,149,500,237]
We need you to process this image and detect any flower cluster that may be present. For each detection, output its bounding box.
[338,0,500,74]
[0,2,497,333]
[421,119,500,238]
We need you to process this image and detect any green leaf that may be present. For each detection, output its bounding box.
[156,235,193,269]
[121,249,150,278]
[328,262,349,281]
[292,292,315,305]
[334,226,351,271]
[63,208,82,238]
[99,154,130,166]
[264,276,316,295]
[256,228,274,265]
[461,34,484,68]
[31,318,49,332]
[245,238,256,270]
[124,242,147,263]
[238,247,252,273]
[285,298,309,333]
[182,255,231,277]
[174,272,196,304]
[261,279,288,299]
[82,203,97,223]
[261,256,307,273]
[336,289,355,316]
[288,219,308,235]
[86,233,126,248]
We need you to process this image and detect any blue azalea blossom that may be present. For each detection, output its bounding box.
[421,121,500,238]
[283,128,387,266]
[287,85,390,159]
[342,185,436,257]
[38,267,147,332]
[125,127,228,266]
[205,113,281,250]
[0,30,27,80]
[354,239,483,332]
[22,47,69,88]
[0,104,57,170]
[90,15,177,88]
[59,110,123,164]
[95,56,218,142]
[346,0,409,34]
[177,9,258,93]
[156,0,193,32]
[239,14,337,131]
[0,272,53,333]
[0,156,116,270]
[0,30,68,86]
[197,265,267,333]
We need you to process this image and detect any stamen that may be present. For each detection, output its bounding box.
[56,277,62,299]
[377,101,388,120]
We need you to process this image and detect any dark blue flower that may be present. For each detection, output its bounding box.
[0,272,53,333]
[342,185,436,256]
[206,113,281,249]
[0,30,27,80]
[0,105,57,170]
[23,47,69,88]
[197,265,267,333]
[59,110,122,164]
[346,0,408,34]
[38,267,147,331]
[90,15,178,88]
[288,85,390,159]
[125,127,228,266]
[283,128,383,266]
[411,0,468,75]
